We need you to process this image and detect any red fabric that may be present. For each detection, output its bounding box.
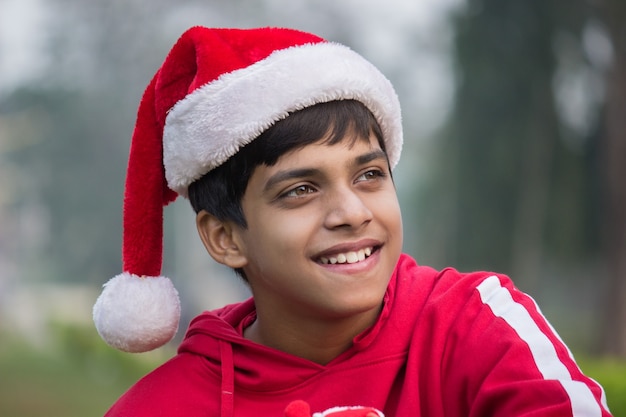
[121,27,323,277]
[284,400,313,417]
[122,74,172,277]
[284,400,382,417]
[153,27,324,127]
[104,254,612,416]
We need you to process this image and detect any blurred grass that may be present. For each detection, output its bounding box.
[577,355,626,416]
[0,324,170,417]
[0,324,625,417]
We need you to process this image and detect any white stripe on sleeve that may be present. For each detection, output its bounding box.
[477,275,604,417]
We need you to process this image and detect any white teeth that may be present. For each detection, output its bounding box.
[319,247,374,265]
[346,252,359,263]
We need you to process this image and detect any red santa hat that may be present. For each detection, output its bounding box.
[285,400,385,416]
[92,26,403,353]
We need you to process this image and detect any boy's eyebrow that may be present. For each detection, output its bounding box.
[263,168,321,192]
[356,149,388,165]
[263,148,389,192]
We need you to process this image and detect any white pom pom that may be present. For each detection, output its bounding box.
[93,272,181,353]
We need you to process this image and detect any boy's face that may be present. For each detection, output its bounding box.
[233,132,403,323]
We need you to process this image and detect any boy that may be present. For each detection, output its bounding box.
[93,26,612,416]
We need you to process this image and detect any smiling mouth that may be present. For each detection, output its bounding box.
[318,247,376,265]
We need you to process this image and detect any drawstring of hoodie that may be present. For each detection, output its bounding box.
[219,340,234,417]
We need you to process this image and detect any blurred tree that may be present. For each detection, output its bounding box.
[597,0,626,358]
[415,0,625,356]
[1,0,215,285]
[1,88,127,284]
[0,0,176,285]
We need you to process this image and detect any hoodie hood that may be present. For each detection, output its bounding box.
[178,282,394,395]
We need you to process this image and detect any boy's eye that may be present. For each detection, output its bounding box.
[283,184,316,198]
[356,169,386,182]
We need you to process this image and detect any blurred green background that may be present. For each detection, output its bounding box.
[1,0,625,415]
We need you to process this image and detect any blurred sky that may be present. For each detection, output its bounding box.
[0,0,462,137]
[0,0,50,92]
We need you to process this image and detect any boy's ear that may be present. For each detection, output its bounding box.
[196,210,247,269]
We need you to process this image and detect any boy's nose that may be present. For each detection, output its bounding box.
[323,188,373,230]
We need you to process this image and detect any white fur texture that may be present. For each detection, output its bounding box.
[163,42,403,197]
[93,273,180,352]
[315,405,385,417]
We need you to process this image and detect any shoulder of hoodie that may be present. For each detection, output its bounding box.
[104,354,221,416]
[392,253,522,322]
[394,253,517,301]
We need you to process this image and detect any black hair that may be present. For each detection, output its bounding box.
[188,100,387,280]
[188,99,387,228]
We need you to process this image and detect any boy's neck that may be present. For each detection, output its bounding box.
[243,305,382,365]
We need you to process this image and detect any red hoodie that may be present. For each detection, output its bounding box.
[104,254,612,416]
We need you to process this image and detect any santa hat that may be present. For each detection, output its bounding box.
[284,400,385,417]
[93,26,403,353]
